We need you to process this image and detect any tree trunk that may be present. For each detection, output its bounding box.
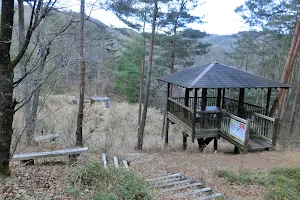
[170,29,177,74]
[75,0,85,147]
[137,1,158,150]
[270,16,300,117]
[138,18,146,135]
[288,64,300,135]
[28,44,51,136]
[18,0,36,146]
[0,0,15,176]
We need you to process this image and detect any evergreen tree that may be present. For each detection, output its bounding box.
[114,41,145,103]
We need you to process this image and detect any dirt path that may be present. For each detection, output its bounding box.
[126,140,300,200]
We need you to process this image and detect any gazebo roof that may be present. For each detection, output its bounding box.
[159,62,290,89]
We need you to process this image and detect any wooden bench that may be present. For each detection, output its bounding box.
[11,147,88,165]
[34,133,60,142]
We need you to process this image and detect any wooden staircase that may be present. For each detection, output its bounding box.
[247,133,272,152]
[147,172,223,200]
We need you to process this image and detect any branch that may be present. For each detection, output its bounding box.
[11,0,57,67]
[13,19,74,87]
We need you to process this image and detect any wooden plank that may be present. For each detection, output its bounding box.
[154,179,193,188]
[11,147,88,161]
[34,133,60,141]
[146,173,181,182]
[173,187,212,198]
[161,182,202,192]
[113,156,119,168]
[102,153,107,168]
[193,193,222,200]
[122,160,129,170]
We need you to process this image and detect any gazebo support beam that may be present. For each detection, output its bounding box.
[184,88,189,117]
[217,88,222,108]
[222,88,226,109]
[238,88,245,118]
[165,83,171,146]
[198,88,207,151]
[266,88,272,116]
[192,89,198,143]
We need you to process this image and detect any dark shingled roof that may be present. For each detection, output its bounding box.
[159,62,290,89]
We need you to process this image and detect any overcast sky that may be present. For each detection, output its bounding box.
[66,0,248,35]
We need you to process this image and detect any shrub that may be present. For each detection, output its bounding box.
[68,162,151,200]
[216,167,300,200]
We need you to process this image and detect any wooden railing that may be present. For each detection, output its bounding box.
[171,97,217,109]
[167,98,193,132]
[195,110,221,131]
[222,97,264,116]
[245,108,266,119]
[219,110,250,153]
[250,112,278,148]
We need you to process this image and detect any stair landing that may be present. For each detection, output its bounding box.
[248,134,272,151]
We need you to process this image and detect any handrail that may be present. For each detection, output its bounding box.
[168,98,193,112]
[196,110,221,114]
[221,109,247,123]
[225,96,262,109]
[253,112,275,122]
[245,107,265,111]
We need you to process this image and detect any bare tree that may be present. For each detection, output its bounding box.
[137,1,159,150]
[75,0,86,147]
[0,0,56,176]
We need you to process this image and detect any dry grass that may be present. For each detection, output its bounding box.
[7,95,300,200]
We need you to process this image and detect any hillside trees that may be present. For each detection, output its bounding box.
[0,0,58,176]
[160,0,209,73]
[114,40,145,103]
[234,0,299,117]
[105,0,151,138]
[105,0,170,149]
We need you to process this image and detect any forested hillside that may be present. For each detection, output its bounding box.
[1,1,300,199]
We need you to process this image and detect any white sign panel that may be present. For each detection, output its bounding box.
[229,118,246,142]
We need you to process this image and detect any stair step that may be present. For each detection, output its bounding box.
[146,173,181,182]
[150,177,182,185]
[161,182,202,193]
[154,179,193,188]
[173,187,212,198]
[193,193,222,200]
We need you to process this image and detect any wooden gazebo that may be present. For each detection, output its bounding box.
[159,62,289,153]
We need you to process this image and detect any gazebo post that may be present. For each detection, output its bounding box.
[192,89,198,143]
[222,88,226,109]
[198,88,207,151]
[216,88,222,108]
[165,83,171,146]
[184,88,189,117]
[238,88,245,118]
[265,88,272,116]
